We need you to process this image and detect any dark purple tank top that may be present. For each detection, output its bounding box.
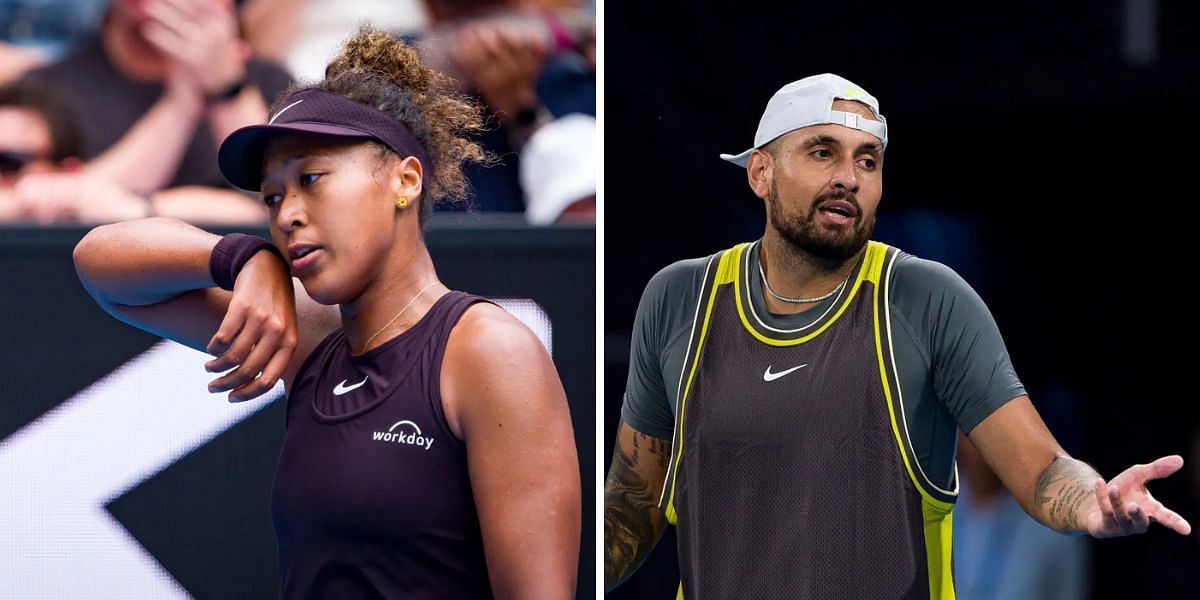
[271,291,495,599]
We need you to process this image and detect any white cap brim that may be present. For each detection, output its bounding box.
[719,148,753,167]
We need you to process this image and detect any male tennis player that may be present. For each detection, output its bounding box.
[604,73,1190,599]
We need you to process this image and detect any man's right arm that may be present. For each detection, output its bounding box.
[605,256,707,590]
[604,420,670,591]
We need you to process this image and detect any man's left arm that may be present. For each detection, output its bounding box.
[968,397,1190,537]
[900,255,1191,538]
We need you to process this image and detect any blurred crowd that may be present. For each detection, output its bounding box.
[0,0,595,226]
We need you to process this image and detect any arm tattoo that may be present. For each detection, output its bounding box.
[1033,455,1100,533]
[604,430,669,589]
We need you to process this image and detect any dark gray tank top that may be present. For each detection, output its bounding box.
[271,291,495,599]
[661,243,954,599]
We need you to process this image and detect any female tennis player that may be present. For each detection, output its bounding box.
[73,29,580,599]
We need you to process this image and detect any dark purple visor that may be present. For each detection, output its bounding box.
[218,89,431,191]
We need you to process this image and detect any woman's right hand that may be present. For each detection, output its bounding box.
[203,249,298,402]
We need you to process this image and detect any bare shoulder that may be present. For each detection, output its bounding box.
[441,300,564,437]
[452,301,548,363]
[446,301,580,596]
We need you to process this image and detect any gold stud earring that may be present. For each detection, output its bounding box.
[396,196,408,208]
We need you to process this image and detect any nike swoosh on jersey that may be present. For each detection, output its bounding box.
[332,376,369,395]
[763,364,808,382]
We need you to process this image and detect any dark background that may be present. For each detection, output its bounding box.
[0,219,594,599]
[604,1,1200,598]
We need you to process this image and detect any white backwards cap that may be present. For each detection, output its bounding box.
[720,73,887,167]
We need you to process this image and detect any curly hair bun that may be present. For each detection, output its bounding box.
[325,29,437,96]
[273,27,489,222]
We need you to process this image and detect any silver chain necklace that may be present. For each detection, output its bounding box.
[758,261,848,304]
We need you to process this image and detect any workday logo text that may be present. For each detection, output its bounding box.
[372,420,435,450]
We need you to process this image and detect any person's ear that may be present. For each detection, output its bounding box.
[746,149,773,200]
[392,155,423,209]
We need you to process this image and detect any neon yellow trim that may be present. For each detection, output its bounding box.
[735,241,886,346]
[871,245,955,598]
[665,245,745,524]
[871,246,952,512]
[677,582,685,600]
[922,503,955,600]
[864,240,887,283]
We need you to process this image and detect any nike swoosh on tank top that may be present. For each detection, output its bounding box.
[272,291,495,599]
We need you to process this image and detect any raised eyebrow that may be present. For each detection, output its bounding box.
[856,142,883,156]
[803,135,842,148]
[802,136,882,160]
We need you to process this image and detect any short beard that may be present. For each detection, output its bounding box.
[767,182,874,264]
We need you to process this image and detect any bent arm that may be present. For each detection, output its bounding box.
[152,186,266,225]
[84,86,271,196]
[446,304,581,599]
[604,420,670,590]
[85,88,204,195]
[73,217,224,308]
[73,217,339,391]
[968,396,1099,534]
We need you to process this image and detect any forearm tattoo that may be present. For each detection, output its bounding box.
[1033,455,1100,533]
[604,430,670,589]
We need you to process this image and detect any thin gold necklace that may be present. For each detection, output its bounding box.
[357,281,439,353]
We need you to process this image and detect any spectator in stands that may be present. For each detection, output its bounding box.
[421,0,595,214]
[18,0,292,221]
[954,432,1090,599]
[0,80,86,221]
[0,80,264,224]
[519,112,595,224]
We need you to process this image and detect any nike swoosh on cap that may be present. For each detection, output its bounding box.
[268,99,304,124]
